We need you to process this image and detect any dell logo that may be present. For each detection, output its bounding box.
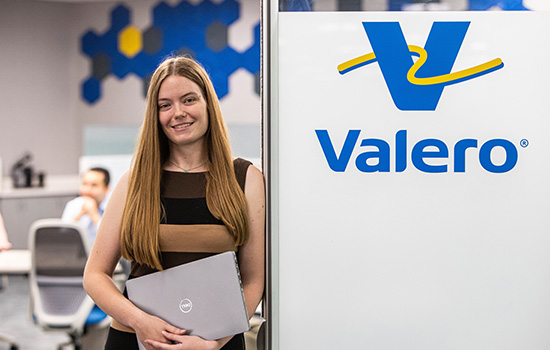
[179,298,193,313]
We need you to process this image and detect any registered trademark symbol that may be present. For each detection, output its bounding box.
[520,139,529,148]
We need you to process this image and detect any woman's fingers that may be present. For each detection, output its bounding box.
[164,326,186,336]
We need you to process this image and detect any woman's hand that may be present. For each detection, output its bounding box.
[144,330,220,350]
[133,314,187,350]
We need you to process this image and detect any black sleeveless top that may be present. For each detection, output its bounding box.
[109,158,252,340]
[129,157,251,279]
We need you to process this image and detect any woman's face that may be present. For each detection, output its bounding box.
[157,75,209,149]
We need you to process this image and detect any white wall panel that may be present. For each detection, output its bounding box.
[274,11,550,350]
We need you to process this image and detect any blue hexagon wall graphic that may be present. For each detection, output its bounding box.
[469,0,529,10]
[388,0,530,10]
[81,1,260,104]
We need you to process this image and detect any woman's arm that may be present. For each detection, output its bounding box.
[83,171,184,349]
[83,171,136,325]
[238,164,266,318]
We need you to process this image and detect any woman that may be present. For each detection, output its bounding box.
[83,56,265,350]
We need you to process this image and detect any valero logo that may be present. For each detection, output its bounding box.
[338,22,504,111]
[315,130,519,174]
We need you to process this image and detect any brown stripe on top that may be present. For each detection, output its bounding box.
[161,171,207,199]
[159,224,237,253]
[111,319,135,333]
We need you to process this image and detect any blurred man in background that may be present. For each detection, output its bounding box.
[62,167,110,243]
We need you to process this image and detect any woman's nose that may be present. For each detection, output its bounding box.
[174,102,186,117]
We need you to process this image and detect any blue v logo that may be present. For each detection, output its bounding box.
[338,22,504,111]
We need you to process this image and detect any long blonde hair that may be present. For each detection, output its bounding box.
[120,56,249,270]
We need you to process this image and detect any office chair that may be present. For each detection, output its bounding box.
[28,218,112,350]
[0,274,19,350]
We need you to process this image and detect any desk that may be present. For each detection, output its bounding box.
[0,250,31,275]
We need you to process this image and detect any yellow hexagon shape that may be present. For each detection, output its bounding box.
[118,26,142,58]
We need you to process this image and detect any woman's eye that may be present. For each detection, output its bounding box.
[184,97,196,104]
[158,103,170,110]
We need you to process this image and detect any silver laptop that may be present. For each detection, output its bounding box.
[126,251,250,348]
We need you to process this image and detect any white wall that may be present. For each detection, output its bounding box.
[0,0,80,176]
[0,0,261,178]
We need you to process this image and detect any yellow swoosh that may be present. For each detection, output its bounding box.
[337,52,376,73]
[406,45,503,85]
[338,45,503,86]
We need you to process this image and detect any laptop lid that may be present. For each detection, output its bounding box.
[126,251,250,345]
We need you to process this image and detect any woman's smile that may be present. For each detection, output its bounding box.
[172,121,194,131]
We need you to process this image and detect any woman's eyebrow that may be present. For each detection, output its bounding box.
[158,91,200,102]
[181,92,199,98]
